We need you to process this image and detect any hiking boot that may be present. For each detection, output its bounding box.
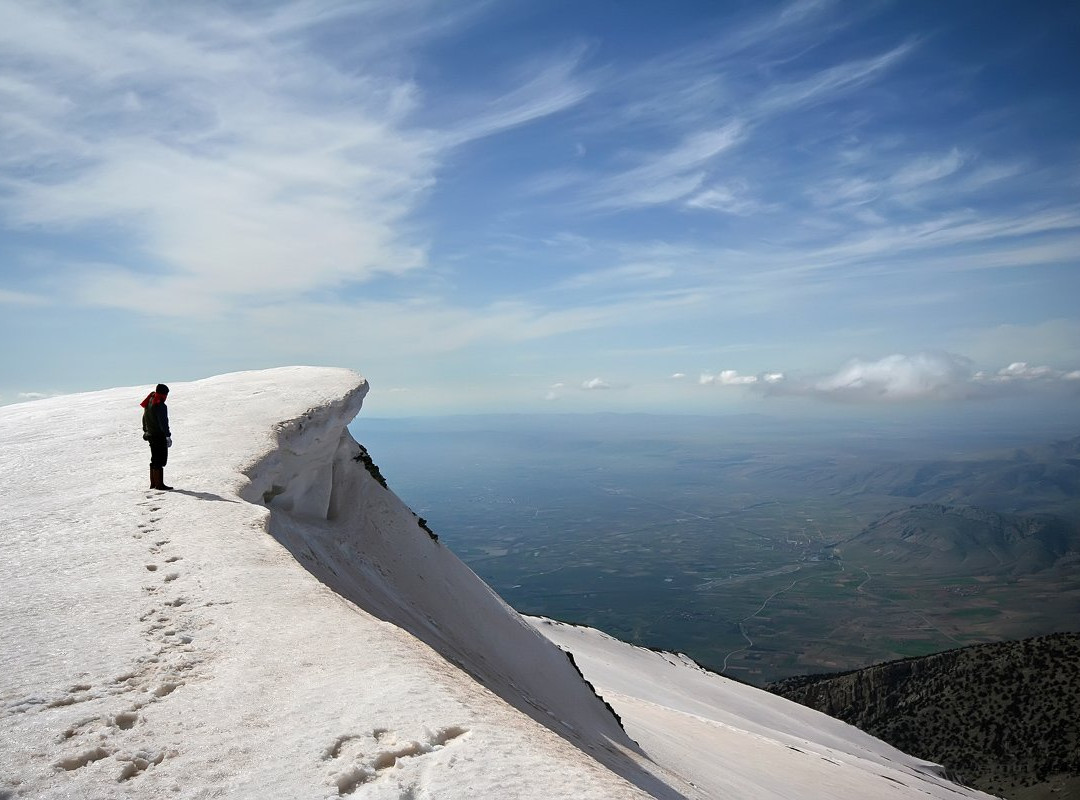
[151,467,174,491]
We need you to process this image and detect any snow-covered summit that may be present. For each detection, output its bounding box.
[1,368,995,799]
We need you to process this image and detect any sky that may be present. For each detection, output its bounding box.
[1,0,1079,418]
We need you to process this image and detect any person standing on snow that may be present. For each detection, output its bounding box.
[141,383,174,491]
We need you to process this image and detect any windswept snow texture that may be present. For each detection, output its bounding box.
[0,368,647,799]
[1,367,994,800]
[531,618,996,800]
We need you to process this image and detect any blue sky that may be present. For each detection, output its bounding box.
[2,0,1079,417]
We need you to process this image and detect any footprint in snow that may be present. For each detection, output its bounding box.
[326,726,469,795]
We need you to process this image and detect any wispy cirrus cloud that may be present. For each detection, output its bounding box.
[523,192,1080,315]
[0,288,47,306]
[557,35,916,215]
[715,206,1080,299]
[195,284,709,376]
[444,46,598,146]
[753,40,917,117]
[0,2,434,314]
[0,1,594,318]
[686,181,772,215]
[597,0,847,132]
[556,262,676,290]
[891,148,968,189]
[519,1,916,217]
[584,123,745,211]
[807,148,971,212]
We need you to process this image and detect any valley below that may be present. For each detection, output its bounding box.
[355,414,1080,685]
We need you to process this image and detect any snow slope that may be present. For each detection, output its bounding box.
[0,367,995,799]
[531,619,992,799]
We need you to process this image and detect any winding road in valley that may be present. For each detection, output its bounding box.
[720,573,813,673]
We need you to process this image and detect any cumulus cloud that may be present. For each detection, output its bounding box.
[543,382,565,401]
[809,353,974,401]
[582,377,611,390]
[700,370,757,386]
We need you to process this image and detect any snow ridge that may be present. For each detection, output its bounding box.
[1,368,659,799]
[238,380,686,796]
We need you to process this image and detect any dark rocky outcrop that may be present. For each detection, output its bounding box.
[769,632,1080,799]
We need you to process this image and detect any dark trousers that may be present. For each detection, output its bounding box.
[148,435,169,468]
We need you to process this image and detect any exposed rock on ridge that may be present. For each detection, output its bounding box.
[769,632,1080,800]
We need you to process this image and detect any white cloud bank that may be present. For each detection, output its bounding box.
[701,353,1080,403]
[989,362,1080,383]
[700,370,784,386]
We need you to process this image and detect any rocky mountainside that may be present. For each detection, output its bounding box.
[823,435,1080,516]
[835,503,1079,577]
[743,434,1080,517]
[769,633,1080,800]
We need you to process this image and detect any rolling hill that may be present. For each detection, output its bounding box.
[835,503,1080,577]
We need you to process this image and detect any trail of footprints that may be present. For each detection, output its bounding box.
[326,726,470,796]
[3,492,209,784]
[6,491,468,795]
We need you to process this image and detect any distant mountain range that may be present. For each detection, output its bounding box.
[768,632,1080,800]
[767,439,1080,799]
[808,435,1080,516]
[835,503,1080,577]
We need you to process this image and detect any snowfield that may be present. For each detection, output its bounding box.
[0,367,995,799]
